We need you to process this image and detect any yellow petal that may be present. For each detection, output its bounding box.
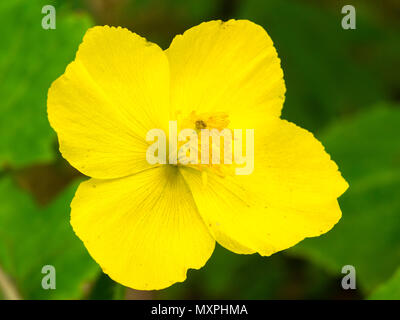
[166,19,286,128]
[48,26,170,179]
[179,119,348,255]
[252,119,349,206]
[71,166,215,290]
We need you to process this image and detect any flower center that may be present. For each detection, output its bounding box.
[175,111,236,179]
[179,111,230,132]
[195,120,207,130]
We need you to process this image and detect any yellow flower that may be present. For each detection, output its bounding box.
[47,20,348,290]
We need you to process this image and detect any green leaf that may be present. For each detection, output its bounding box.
[290,105,400,293]
[88,273,126,300]
[0,176,99,299]
[238,0,390,132]
[369,267,400,300]
[156,245,346,299]
[0,0,92,167]
[156,245,289,299]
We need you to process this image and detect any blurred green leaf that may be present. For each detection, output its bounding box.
[0,0,92,167]
[157,244,350,299]
[369,267,400,300]
[112,0,219,48]
[238,0,390,132]
[291,105,400,293]
[0,176,99,299]
[88,273,126,300]
[157,245,289,299]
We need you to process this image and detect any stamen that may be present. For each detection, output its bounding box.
[195,120,207,130]
[176,111,235,178]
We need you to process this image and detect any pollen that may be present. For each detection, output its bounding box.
[175,110,236,177]
[195,120,207,130]
[179,111,230,132]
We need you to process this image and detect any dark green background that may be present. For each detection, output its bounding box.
[0,0,399,299]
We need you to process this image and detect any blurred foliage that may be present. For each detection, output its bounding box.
[0,177,99,299]
[0,0,92,167]
[238,0,399,132]
[88,273,126,300]
[369,267,400,300]
[0,0,399,300]
[155,245,360,300]
[291,105,400,294]
[81,0,222,48]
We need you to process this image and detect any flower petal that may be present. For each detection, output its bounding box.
[71,166,215,290]
[166,19,285,127]
[48,26,170,179]
[180,119,348,255]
